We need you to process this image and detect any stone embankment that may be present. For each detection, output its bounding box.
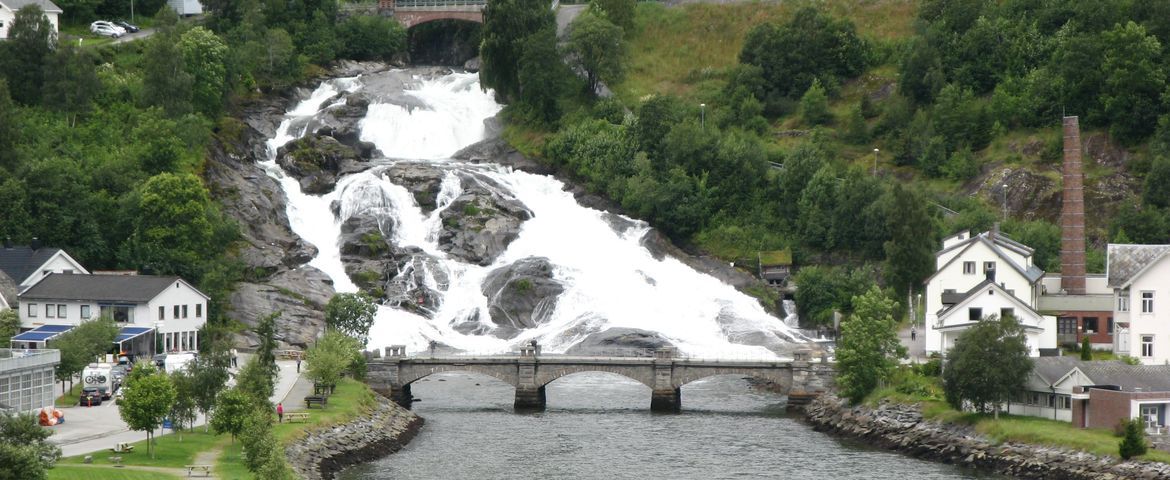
[803,395,1170,479]
[285,396,423,480]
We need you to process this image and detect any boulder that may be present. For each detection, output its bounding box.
[382,163,448,213]
[481,257,563,338]
[381,247,450,316]
[436,172,532,265]
[565,328,673,356]
[276,135,366,194]
[229,268,335,349]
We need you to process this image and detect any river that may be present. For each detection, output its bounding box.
[339,372,996,479]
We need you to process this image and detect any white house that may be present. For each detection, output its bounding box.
[1107,244,1170,365]
[924,228,1055,357]
[167,0,202,16]
[0,0,61,40]
[13,273,209,355]
[0,241,88,308]
[1008,357,1100,422]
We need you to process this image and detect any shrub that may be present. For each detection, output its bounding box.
[337,16,407,61]
[1119,418,1148,459]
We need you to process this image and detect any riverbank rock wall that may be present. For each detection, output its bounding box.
[285,396,424,480]
[803,395,1170,479]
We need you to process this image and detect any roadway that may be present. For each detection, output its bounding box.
[49,357,302,458]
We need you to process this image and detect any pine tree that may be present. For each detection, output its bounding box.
[1119,418,1148,459]
[884,184,936,299]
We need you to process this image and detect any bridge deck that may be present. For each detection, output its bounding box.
[389,355,807,368]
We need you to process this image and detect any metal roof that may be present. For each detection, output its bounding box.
[11,324,73,342]
[19,273,191,303]
[1106,244,1170,289]
[1077,363,1170,392]
[116,326,153,344]
[0,246,61,285]
[1,0,64,13]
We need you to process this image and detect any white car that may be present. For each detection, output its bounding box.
[90,21,125,37]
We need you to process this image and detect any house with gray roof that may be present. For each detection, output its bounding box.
[0,0,62,40]
[924,227,1057,357]
[1107,244,1170,365]
[1070,363,1170,432]
[0,240,88,309]
[13,273,208,356]
[1009,357,1119,422]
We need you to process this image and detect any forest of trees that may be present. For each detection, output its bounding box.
[0,1,408,343]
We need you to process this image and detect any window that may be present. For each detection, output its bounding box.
[1142,335,1155,358]
[28,303,37,318]
[1000,308,1015,319]
[1058,317,1078,334]
[1142,291,1155,313]
[963,261,975,274]
[969,308,983,321]
[57,305,66,318]
[1083,317,1099,334]
[45,304,54,318]
[158,306,165,320]
[182,305,188,319]
[195,304,202,318]
[1108,317,1114,334]
[100,305,133,323]
[63,269,73,274]
[1119,290,1130,312]
[983,261,996,273]
[1057,395,1071,410]
[80,305,90,319]
[173,305,180,318]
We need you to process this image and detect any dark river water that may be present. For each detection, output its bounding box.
[339,372,1000,480]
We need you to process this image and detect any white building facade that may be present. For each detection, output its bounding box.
[925,230,1054,357]
[16,274,209,353]
[0,0,61,40]
[1108,244,1170,365]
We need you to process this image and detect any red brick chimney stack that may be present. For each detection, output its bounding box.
[1060,116,1086,295]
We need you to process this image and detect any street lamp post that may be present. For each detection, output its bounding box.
[1002,183,1008,220]
[700,103,706,129]
[872,148,879,176]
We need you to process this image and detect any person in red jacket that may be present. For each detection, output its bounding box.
[276,402,284,423]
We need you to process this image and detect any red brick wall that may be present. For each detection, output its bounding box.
[1060,116,1086,295]
[1057,310,1114,344]
[1081,388,1170,430]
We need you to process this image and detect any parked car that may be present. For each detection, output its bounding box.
[90,24,122,38]
[80,387,103,406]
[115,386,128,405]
[114,20,139,32]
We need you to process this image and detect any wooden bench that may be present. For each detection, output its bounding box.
[109,442,134,453]
[304,395,328,408]
[185,464,212,477]
[285,412,310,423]
[313,383,335,395]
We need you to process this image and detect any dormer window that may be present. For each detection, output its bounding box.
[963,262,975,274]
[983,261,996,273]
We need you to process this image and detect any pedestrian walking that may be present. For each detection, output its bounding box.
[277,402,284,423]
[296,356,301,373]
[911,326,917,341]
[230,348,238,368]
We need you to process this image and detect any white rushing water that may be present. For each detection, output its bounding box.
[264,70,807,358]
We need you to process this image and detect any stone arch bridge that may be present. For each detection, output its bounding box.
[367,346,834,412]
[377,0,486,29]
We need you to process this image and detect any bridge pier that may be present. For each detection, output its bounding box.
[391,384,414,409]
[514,385,546,411]
[514,344,546,411]
[650,387,681,412]
[651,347,680,412]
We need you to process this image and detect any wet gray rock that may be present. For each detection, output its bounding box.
[565,328,673,356]
[382,163,447,213]
[463,56,481,72]
[381,247,450,317]
[481,257,563,338]
[230,268,334,349]
[277,135,367,194]
[436,172,532,265]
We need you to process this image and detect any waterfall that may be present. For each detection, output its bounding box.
[263,70,808,358]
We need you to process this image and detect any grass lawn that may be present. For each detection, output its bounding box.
[48,466,180,480]
[56,383,83,407]
[58,429,228,469]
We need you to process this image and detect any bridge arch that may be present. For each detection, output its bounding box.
[398,364,519,388]
[672,368,794,393]
[535,365,656,389]
[399,12,484,29]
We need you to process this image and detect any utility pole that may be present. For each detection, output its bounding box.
[1002,183,1008,221]
[872,148,879,177]
[700,103,706,130]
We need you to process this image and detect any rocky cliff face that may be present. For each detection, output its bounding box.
[803,395,1170,480]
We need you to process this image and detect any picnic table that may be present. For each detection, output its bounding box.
[185,464,212,477]
[285,412,311,423]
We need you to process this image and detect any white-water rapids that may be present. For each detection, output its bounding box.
[262,69,808,358]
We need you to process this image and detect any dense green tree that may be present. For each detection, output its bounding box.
[941,147,979,181]
[168,369,199,441]
[119,363,177,458]
[897,37,945,104]
[336,16,406,61]
[121,173,234,281]
[480,0,555,102]
[239,404,296,477]
[943,314,1032,417]
[52,318,118,391]
[3,5,55,105]
[799,79,831,126]
[179,27,229,117]
[797,166,841,250]
[142,34,194,117]
[634,94,683,158]
[210,387,253,442]
[740,7,868,101]
[0,412,59,480]
[0,309,19,348]
[516,27,567,124]
[1111,202,1168,244]
[236,357,275,405]
[42,46,100,127]
[187,355,229,431]
[299,10,339,64]
[776,143,824,229]
[835,286,905,404]
[884,184,936,298]
[567,13,625,97]
[246,28,302,89]
[792,265,875,328]
[1003,220,1061,271]
[1144,156,1170,209]
[1100,21,1165,145]
[133,110,187,174]
[842,104,869,144]
[305,330,360,388]
[325,293,377,345]
[0,80,16,172]
[0,179,31,248]
[1119,417,1149,459]
[932,83,990,152]
[590,0,635,32]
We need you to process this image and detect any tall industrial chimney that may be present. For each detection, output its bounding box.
[1060,116,1086,295]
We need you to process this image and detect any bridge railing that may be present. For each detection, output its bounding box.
[394,0,487,8]
[368,345,829,363]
